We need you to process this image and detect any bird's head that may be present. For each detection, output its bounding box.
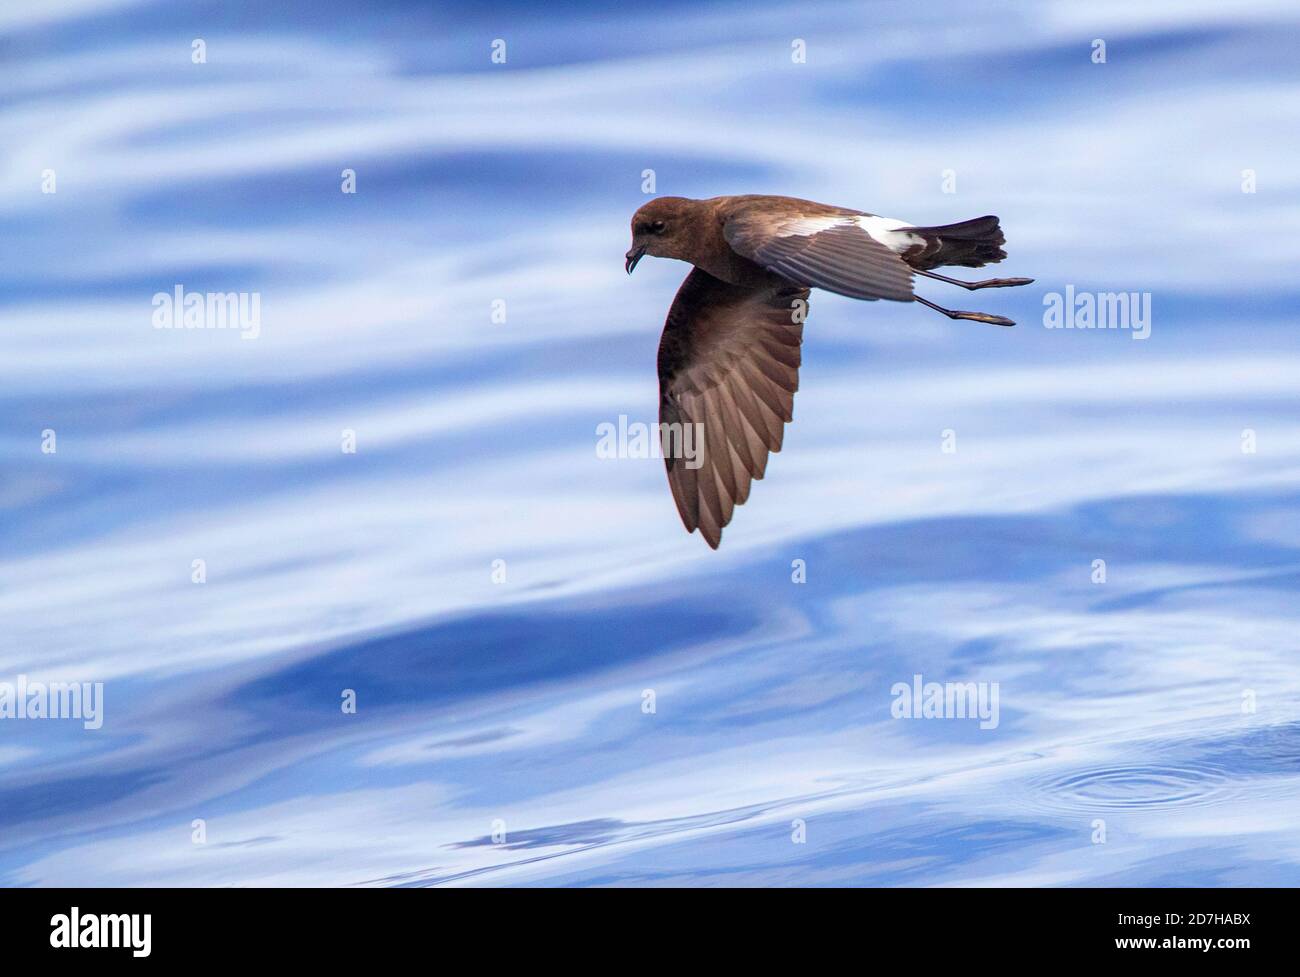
[625,197,695,273]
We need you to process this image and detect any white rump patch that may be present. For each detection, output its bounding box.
[852,215,925,254]
[774,213,925,255]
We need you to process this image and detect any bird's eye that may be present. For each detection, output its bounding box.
[651,220,666,233]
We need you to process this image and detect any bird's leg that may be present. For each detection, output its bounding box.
[914,295,1015,327]
[915,269,1035,291]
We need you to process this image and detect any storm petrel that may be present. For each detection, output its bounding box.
[625,194,1033,549]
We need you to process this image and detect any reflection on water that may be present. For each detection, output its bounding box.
[2,1,1299,886]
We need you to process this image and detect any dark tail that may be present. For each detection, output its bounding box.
[900,215,1006,271]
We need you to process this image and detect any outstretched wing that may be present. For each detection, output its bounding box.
[723,202,915,301]
[657,268,808,549]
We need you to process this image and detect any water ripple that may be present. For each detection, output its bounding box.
[1026,762,1238,816]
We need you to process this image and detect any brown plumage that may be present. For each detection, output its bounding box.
[626,194,1032,549]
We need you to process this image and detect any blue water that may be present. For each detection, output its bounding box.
[2,0,1299,886]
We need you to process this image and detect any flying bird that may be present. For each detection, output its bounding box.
[625,194,1033,549]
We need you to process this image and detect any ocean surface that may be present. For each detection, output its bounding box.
[2,0,1299,886]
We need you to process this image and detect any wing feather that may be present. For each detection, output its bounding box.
[657,268,808,548]
[723,203,914,302]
